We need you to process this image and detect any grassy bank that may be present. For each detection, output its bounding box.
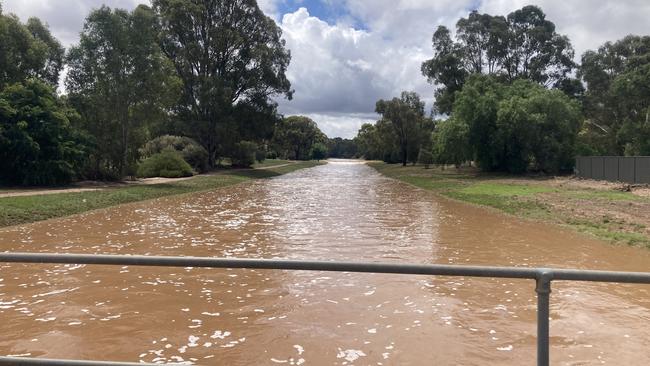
[0,161,323,228]
[368,162,650,248]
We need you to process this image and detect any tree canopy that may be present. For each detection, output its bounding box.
[579,35,650,155]
[66,5,181,178]
[422,5,575,114]
[272,116,326,160]
[0,79,88,185]
[153,0,293,166]
[0,10,64,88]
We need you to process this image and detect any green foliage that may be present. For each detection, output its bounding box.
[310,142,327,161]
[579,35,650,155]
[140,135,209,173]
[327,137,358,158]
[421,6,575,114]
[136,150,194,178]
[231,141,258,168]
[153,0,292,167]
[375,91,427,166]
[432,117,471,167]
[0,79,89,185]
[0,12,64,88]
[452,76,581,173]
[273,116,326,160]
[66,5,181,179]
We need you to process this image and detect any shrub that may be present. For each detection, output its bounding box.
[181,144,209,173]
[231,141,258,168]
[0,79,89,186]
[137,151,194,178]
[310,142,327,161]
[139,135,209,173]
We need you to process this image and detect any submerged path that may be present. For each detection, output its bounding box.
[0,160,648,365]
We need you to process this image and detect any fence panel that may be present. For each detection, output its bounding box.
[575,156,650,184]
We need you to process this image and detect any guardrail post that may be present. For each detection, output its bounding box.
[536,271,552,366]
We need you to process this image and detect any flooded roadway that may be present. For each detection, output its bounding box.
[0,160,649,365]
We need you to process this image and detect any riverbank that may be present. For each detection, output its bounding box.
[368,162,650,248]
[0,160,323,228]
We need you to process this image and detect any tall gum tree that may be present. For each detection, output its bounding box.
[421,5,575,114]
[66,5,180,178]
[0,8,64,88]
[153,0,293,167]
[375,91,426,166]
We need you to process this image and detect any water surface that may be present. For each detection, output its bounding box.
[0,161,649,365]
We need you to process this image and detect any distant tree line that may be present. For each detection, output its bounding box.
[355,5,650,174]
[0,0,331,186]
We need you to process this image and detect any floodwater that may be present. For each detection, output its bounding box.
[0,160,649,365]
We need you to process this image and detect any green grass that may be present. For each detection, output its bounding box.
[566,189,641,201]
[252,159,291,168]
[457,182,554,197]
[0,161,323,228]
[368,161,650,247]
[567,219,650,247]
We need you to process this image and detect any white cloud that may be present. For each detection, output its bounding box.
[277,7,434,137]
[3,0,146,47]
[477,0,650,60]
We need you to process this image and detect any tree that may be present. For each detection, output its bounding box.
[272,116,326,160]
[354,123,382,160]
[579,35,650,155]
[375,91,426,166]
[153,0,293,167]
[0,79,89,185]
[231,140,258,168]
[422,6,575,114]
[66,5,180,179]
[0,11,64,88]
[432,117,471,168]
[327,137,358,158]
[452,75,581,173]
[310,142,327,161]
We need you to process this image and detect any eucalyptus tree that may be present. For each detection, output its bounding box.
[0,9,64,88]
[0,79,88,185]
[152,0,293,167]
[66,5,180,178]
[422,5,575,114]
[375,91,426,166]
[272,116,326,160]
[579,35,650,155]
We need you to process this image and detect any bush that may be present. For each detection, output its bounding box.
[310,142,327,161]
[266,150,278,159]
[137,151,194,178]
[181,144,209,173]
[0,79,89,186]
[139,135,209,173]
[231,141,258,168]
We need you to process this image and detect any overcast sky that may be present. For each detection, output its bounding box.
[4,0,650,138]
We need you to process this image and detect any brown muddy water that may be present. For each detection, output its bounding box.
[0,160,649,365]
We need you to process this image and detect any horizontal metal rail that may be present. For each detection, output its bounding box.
[0,252,648,366]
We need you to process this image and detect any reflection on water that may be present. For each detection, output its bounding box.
[0,160,649,365]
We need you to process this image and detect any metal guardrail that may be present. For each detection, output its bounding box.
[0,253,649,366]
